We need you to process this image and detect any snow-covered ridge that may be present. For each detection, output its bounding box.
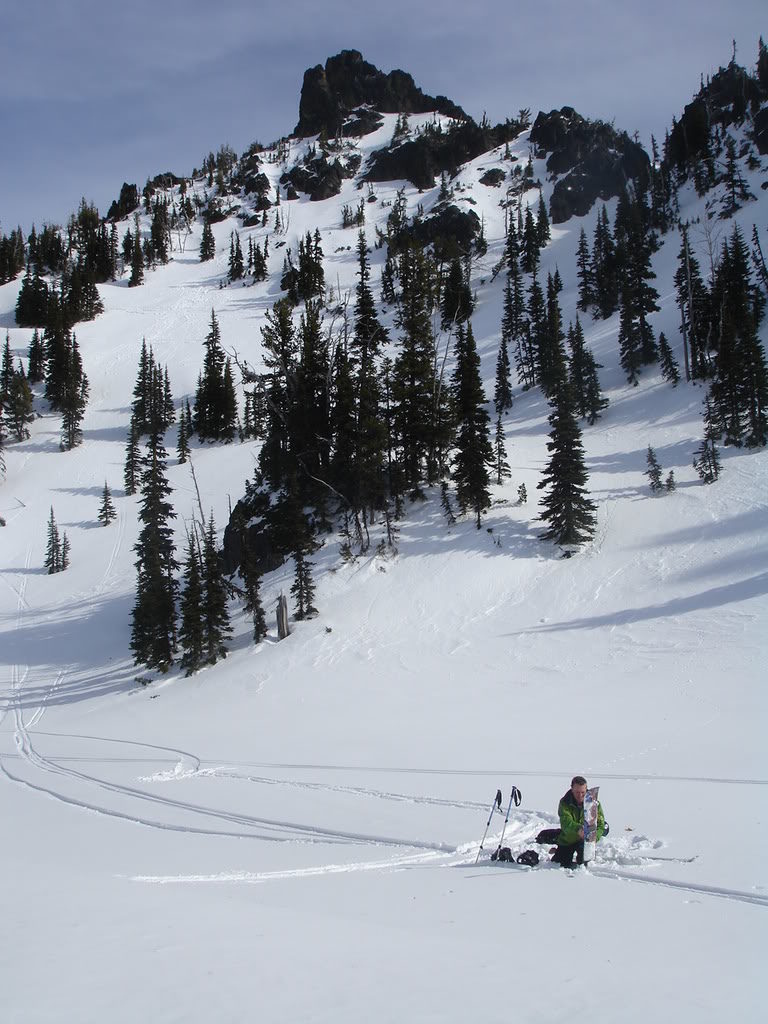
[0,73,766,1024]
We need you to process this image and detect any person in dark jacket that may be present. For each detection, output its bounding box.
[552,776,605,867]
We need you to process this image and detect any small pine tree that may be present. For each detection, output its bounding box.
[645,446,663,493]
[242,533,267,643]
[517,483,527,504]
[693,396,723,484]
[6,367,35,441]
[179,532,205,675]
[291,547,317,620]
[658,332,681,386]
[45,506,61,573]
[665,470,676,492]
[494,414,511,485]
[129,222,144,287]
[124,417,141,496]
[440,480,457,525]
[61,532,70,570]
[201,514,232,665]
[200,220,215,262]
[493,336,513,415]
[176,408,189,463]
[693,436,722,483]
[97,481,117,525]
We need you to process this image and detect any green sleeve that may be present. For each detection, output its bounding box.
[597,801,605,841]
[558,798,582,845]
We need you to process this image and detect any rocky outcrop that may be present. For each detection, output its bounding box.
[531,107,650,223]
[479,168,506,187]
[408,204,481,259]
[367,120,518,191]
[281,151,362,202]
[294,49,468,138]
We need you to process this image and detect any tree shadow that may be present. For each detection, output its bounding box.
[512,572,768,635]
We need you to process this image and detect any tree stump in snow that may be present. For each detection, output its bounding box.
[276,594,290,640]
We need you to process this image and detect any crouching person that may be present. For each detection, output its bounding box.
[552,775,605,867]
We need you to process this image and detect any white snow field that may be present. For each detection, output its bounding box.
[1,113,766,1023]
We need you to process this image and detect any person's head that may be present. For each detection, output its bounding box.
[570,776,588,804]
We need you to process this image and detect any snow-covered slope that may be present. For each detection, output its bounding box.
[1,109,766,1023]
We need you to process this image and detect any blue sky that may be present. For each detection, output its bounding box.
[1,0,765,232]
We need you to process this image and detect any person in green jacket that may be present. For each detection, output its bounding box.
[553,776,606,867]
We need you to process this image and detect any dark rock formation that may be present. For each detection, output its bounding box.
[665,62,767,169]
[479,168,506,187]
[221,507,284,579]
[531,107,650,223]
[408,203,481,259]
[106,182,140,221]
[294,49,468,138]
[281,150,361,202]
[367,120,518,191]
[233,153,272,208]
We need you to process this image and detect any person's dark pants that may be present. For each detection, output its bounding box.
[552,840,584,867]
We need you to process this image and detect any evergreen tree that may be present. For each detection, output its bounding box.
[493,335,513,414]
[710,225,768,447]
[568,317,607,424]
[536,191,551,247]
[537,346,596,547]
[645,446,663,493]
[200,220,215,262]
[130,427,177,672]
[526,266,546,389]
[665,470,676,492]
[97,481,117,526]
[6,366,35,441]
[494,413,511,485]
[392,244,439,492]
[592,205,619,319]
[440,479,457,525]
[291,546,317,620]
[242,533,267,643]
[539,273,566,397]
[451,323,493,528]
[124,417,141,496]
[129,220,144,287]
[350,231,389,514]
[441,256,473,330]
[194,310,237,441]
[617,285,642,386]
[59,333,89,450]
[501,232,531,390]
[27,328,46,384]
[45,506,61,573]
[693,397,722,483]
[201,514,231,666]
[658,332,681,386]
[576,228,594,313]
[228,231,244,281]
[674,226,711,380]
[176,405,190,463]
[520,206,540,274]
[178,532,205,675]
[61,532,71,570]
[517,483,527,504]
[1,334,13,399]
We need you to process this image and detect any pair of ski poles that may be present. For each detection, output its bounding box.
[474,786,522,864]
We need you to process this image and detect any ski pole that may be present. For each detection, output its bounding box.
[475,789,503,864]
[494,786,522,858]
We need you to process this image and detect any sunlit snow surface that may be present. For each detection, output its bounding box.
[1,114,765,1022]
